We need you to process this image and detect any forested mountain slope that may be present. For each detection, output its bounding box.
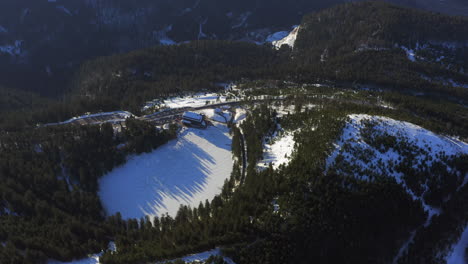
[3,2,468,129]
[0,0,467,96]
[293,1,468,99]
[69,2,468,118]
[0,2,467,264]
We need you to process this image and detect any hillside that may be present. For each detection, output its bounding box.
[293,1,468,99]
[0,85,50,111]
[73,40,286,113]
[1,0,467,96]
[66,1,468,119]
[0,2,467,264]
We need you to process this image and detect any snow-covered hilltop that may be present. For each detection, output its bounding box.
[327,114,468,263]
[327,114,467,199]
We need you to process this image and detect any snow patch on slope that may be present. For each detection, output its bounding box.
[142,92,230,112]
[258,129,296,170]
[153,25,176,45]
[45,111,133,126]
[232,12,252,29]
[400,45,417,62]
[158,248,236,264]
[56,6,72,16]
[163,93,228,109]
[272,26,300,49]
[0,40,24,56]
[448,79,468,89]
[446,224,468,264]
[234,108,247,124]
[266,31,290,43]
[99,123,233,219]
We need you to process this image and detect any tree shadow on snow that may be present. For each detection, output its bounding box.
[99,125,232,219]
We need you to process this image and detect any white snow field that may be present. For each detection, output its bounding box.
[48,242,116,264]
[99,123,233,219]
[164,93,228,109]
[44,111,133,126]
[158,248,236,264]
[257,129,296,170]
[272,26,300,49]
[446,224,468,264]
[143,93,229,111]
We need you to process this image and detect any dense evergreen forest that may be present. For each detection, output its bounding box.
[292,1,468,100]
[1,2,467,129]
[0,2,467,264]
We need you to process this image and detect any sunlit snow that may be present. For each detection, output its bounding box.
[257,129,296,170]
[163,93,228,109]
[272,26,300,49]
[158,248,236,264]
[99,123,233,219]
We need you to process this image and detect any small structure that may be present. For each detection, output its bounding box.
[182,112,207,128]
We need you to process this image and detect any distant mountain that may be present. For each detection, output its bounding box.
[0,0,467,96]
[62,1,468,118]
[292,1,468,98]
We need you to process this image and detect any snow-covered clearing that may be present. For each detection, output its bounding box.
[271,103,316,117]
[257,128,296,170]
[158,248,236,264]
[48,242,116,264]
[45,111,133,126]
[272,26,300,49]
[99,123,233,219]
[147,93,229,110]
[273,104,295,117]
[446,224,468,264]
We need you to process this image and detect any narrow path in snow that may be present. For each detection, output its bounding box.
[239,130,247,183]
